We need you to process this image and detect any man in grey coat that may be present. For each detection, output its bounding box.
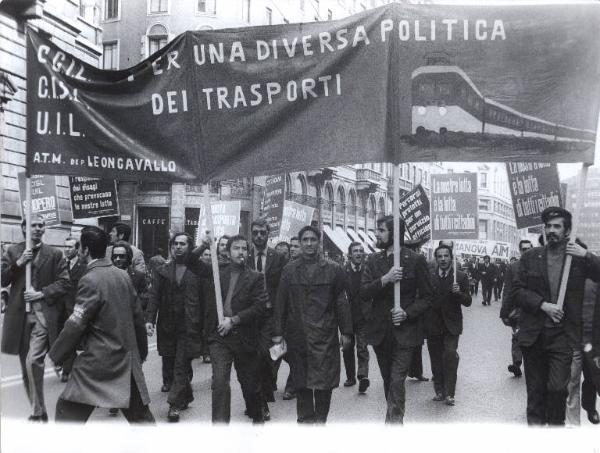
[1,215,70,422]
[50,226,154,423]
[273,225,353,424]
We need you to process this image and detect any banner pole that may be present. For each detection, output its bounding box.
[393,163,401,312]
[556,163,590,311]
[453,253,457,285]
[25,177,32,292]
[204,183,224,324]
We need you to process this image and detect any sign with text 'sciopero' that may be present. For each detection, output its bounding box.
[398,184,430,241]
[18,172,60,227]
[431,173,478,240]
[506,162,562,229]
[25,4,600,183]
[263,175,285,239]
[69,177,119,219]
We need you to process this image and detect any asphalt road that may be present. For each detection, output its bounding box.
[0,291,596,426]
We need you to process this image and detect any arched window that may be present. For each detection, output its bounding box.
[368,195,376,218]
[325,183,334,210]
[147,23,168,56]
[297,174,307,195]
[348,189,357,216]
[378,197,386,215]
[336,186,345,214]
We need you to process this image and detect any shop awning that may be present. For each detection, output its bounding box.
[358,229,378,251]
[323,225,349,255]
[347,227,375,254]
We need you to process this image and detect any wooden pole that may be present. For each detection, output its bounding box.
[453,253,457,284]
[203,183,224,324]
[393,163,401,311]
[25,177,32,293]
[556,163,590,311]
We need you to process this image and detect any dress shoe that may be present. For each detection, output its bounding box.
[508,364,522,377]
[28,413,48,423]
[167,406,180,422]
[413,375,429,382]
[282,391,296,400]
[109,408,119,416]
[358,377,370,394]
[587,410,600,425]
[343,378,356,387]
[161,384,171,392]
[445,396,455,406]
[432,393,445,402]
[262,404,271,422]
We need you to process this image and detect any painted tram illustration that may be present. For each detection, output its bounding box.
[411,58,596,144]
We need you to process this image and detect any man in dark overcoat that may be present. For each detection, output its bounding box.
[273,225,353,424]
[425,244,472,406]
[500,240,533,378]
[146,232,204,422]
[49,226,154,423]
[57,236,88,382]
[246,218,286,418]
[203,234,268,424]
[343,241,370,393]
[513,207,600,425]
[479,255,497,306]
[360,215,433,424]
[1,215,70,422]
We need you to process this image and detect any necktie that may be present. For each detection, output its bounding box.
[257,251,263,273]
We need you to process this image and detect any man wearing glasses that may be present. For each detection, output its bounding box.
[1,215,70,422]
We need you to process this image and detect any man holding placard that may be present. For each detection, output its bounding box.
[514,207,600,426]
[360,215,433,424]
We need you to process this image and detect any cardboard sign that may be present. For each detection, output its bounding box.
[273,201,315,244]
[69,177,119,219]
[398,184,430,241]
[18,172,60,227]
[197,200,241,242]
[263,175,285,239]
[506,162,562,229]
[454,239,512,260]
[431,173,478,240]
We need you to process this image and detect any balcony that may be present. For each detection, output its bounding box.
[356,168,383,193]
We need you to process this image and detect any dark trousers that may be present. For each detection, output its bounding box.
[473,279,479,295]
[258,348,275,403]
[511,326,523,366]
[342,321,369,380]
[165,334,194,410]
[521,327,572,426]
[427,334,460,398]
[55,375,155,424]
[209,334,263,423]
[373,335,414,424]
[408,345,424,378]
[481,281,494,304]
[582,359,598,414]
[161,354,193,387]
[494,280,504,301]
[296,388,332,424]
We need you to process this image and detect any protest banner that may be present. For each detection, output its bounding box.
[454,239,513,260]
[263,175,286,239]
[196,200,241,243]
[25,4,600,183]
[69,177,119,219]
[272,201,315,245]
[506,162,562,229]
[431,173,478,241]
[18,172,60,227]
[398,184,430,241]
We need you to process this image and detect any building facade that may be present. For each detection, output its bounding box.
[565,166,600,256]
[1,0,103,247]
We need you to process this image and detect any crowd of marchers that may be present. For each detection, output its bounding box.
[1,206,600,426]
